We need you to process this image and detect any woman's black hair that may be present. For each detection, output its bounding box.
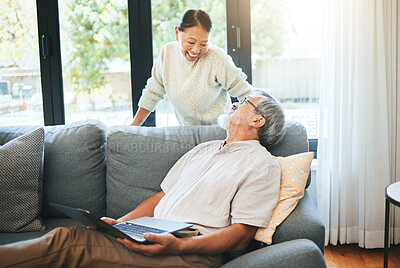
[178,9,213,32]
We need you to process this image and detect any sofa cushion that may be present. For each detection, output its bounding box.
[42,120,107,218]
[0,120,107,218]
[106,125,226,218]
[0,128,46,232]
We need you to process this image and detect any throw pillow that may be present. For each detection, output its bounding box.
[254,152,314,244]
[0,128,46,232]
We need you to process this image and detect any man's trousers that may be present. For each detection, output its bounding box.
[0,226,222,268]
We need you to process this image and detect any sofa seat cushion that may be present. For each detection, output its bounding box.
[0,217,82,246]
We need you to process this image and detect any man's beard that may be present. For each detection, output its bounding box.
[217,113,228,129]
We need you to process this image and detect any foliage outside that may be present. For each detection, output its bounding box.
[0,0,38,69]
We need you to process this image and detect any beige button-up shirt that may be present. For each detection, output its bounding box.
[154,140,281,235]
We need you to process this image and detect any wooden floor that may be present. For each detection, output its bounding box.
[325,244,400,267]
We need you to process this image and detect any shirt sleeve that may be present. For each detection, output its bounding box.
[138,48,166,112]
[231,163,281,228]
[214,48,253,101]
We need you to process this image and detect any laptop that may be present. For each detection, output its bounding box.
[49,203,192,243]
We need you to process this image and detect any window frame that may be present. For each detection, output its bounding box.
[226,0,252,84]
[37,0,64,125]
[128,0,155,126]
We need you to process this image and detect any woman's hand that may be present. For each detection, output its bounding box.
[117,233,183,256]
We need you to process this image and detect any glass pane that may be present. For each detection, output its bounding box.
[59,0,132,126]
[151,0,227,127]
[251,0,321,138]
[0,0,44,125]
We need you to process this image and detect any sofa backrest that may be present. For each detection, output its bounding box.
[0,119,309,220]
[105,120,309,219]
[0,120,107,218]
[41,121,107,217]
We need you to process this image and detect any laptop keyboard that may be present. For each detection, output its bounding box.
[114,222,167,239]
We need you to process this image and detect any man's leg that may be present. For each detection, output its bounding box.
[0,226,222,268]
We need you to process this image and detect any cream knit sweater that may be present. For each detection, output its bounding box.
[138,41,253,126]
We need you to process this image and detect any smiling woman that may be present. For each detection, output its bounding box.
[131,9,253,127]
[175,9,211,62]
[175,25,209,62]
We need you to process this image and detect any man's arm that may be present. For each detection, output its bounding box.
[101,191,165,225]
[117,223,257,257]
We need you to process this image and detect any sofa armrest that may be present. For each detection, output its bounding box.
[272,190,325,253]
[221,239,326,268]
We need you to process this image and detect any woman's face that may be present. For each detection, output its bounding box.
[175,25,210,62]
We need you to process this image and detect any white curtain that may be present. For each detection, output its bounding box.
[317,0,400,248]
[384,0,400,246]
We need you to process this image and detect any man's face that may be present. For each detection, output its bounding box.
[225,96,263,129]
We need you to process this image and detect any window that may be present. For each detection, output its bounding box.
[59,0,133,126]
[0,0,44,125]
[250,0,321,138]
[151,0,227,127]
[0,0,321,134]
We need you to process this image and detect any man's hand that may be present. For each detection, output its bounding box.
[117,233,182,256]
[101,217,120,225]
[119,223,256,256]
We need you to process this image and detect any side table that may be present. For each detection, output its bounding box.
[385,181,400,268]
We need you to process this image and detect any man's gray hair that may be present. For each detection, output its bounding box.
[252,90,286,147]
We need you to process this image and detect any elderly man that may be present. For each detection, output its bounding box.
[0,90,285,268]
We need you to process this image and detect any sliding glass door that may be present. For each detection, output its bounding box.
[58,0,133,126]
[0,0,44,125]
[250,0,322,138]
[151,0,227,127]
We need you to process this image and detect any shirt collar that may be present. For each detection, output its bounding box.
[218,139,261,153]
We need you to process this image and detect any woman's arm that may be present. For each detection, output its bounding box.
[214,47,253,100]
[131,107,151,126]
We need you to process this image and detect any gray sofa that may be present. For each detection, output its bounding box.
[0,120,326,267]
